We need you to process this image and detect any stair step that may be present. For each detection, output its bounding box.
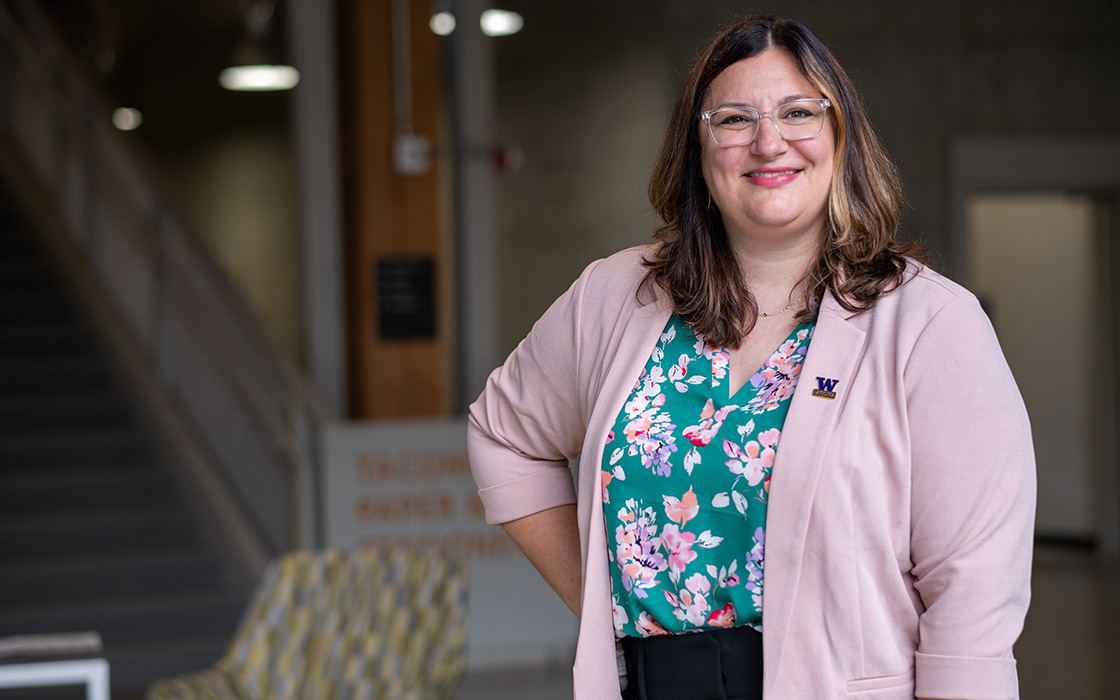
[0,323,92,352]
[0,507,197,555]
[0,426,151,466]
[0,289,72,321]
[0,195,243,697]
[0,258,55,289]
[0,466,173,511]
[0,590,245,644]
[0,549,227,602]
[0,231,35,254]
[0,356,112,391]
[0,392,133,432]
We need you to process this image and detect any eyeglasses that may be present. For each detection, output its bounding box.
[700,99,832,147]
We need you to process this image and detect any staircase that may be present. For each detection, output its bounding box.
[0,205,246,695]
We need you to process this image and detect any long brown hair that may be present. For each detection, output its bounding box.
[644,15,919,348]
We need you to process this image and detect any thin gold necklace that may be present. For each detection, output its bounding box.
[759,295,805,318]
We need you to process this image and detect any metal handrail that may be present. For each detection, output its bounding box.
[0,0,328,554]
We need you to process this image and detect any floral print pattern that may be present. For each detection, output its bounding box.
[603,316,814,637]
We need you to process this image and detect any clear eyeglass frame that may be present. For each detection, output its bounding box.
[700,98,832,147]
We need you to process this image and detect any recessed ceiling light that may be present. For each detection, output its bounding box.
[480,9,523,37]
[112,107,142,131]
[430,12,456,36]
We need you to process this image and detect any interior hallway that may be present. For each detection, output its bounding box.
[454,544,1120,700]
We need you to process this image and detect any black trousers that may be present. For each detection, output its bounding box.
[621,626,763,700]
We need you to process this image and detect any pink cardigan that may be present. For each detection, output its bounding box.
[468,246,1035,700]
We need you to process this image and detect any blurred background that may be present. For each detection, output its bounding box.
[0,0,1116,697]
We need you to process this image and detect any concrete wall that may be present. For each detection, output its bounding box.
[489,0,1120,351]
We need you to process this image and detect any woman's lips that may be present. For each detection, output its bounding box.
[745,168,800,187]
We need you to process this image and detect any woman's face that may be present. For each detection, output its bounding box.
[700,48,835,252]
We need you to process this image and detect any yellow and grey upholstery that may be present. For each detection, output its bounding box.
[147,548,469,700]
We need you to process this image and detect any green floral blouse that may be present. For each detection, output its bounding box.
[602,315,815,637]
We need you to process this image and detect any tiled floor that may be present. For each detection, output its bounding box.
[455,545,1120,700]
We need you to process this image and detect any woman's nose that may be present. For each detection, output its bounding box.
[751,116,788,158]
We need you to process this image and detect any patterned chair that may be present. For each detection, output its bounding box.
[147,548,469,700]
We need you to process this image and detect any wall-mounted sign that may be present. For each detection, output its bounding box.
[376,257,435,339]
[322,418,578,669]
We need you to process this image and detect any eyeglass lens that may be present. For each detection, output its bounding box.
[705,100,828,146]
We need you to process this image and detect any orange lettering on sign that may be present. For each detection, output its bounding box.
[354,492,456,523]
[355,450,471,483]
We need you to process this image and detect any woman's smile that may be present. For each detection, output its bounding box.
[744,167,801,187]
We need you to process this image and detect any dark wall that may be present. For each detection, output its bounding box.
[490,0,1120,351]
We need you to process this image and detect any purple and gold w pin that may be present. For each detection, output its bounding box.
[812,376,839,399]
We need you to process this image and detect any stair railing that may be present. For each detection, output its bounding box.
[0,0,328,569]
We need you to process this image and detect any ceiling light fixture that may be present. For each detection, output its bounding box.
[480,9,523,37]
[219,1,300,92]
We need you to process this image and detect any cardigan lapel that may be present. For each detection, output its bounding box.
[573,292,673,698]
[579,291,674,502]
[761,291,867,685]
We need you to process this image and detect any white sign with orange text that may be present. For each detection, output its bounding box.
[322,418,578,669]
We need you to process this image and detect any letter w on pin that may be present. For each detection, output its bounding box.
[812,376,839,399]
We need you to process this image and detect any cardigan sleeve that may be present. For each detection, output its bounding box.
[467,259,604,525]
[904,294,1036,700]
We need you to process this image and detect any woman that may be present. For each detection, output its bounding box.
[468,15,1034,700]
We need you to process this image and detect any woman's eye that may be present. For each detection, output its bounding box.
[718,112,756,127]
[780,108,813,121]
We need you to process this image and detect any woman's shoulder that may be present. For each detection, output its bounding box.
[857,257,999,354]
[883,258,981,316]
[573,244,660,304]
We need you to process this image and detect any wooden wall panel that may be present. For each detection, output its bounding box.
[337,0,450,418]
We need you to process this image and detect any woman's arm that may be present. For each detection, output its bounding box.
[905,294,1036,700]
[502,504,583,617]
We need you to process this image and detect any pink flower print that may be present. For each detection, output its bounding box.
[615,505,665,597]
[707,602,737,628]
[624,411,654,442]
[685,573,710,597]
[605,429,615,444]
[636,611,669,637]
[623,393,649,420]
[663,487,699,527]
[743,442,774,486]
[758,428,780,449]
[660,523,697,574]
[744,329,810,413]
[711,349,729,382]
[673,573,713,626]
[667,354,690,382]
[683,400,736,447]
[724,439,774,486]
[626,409,678,477]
